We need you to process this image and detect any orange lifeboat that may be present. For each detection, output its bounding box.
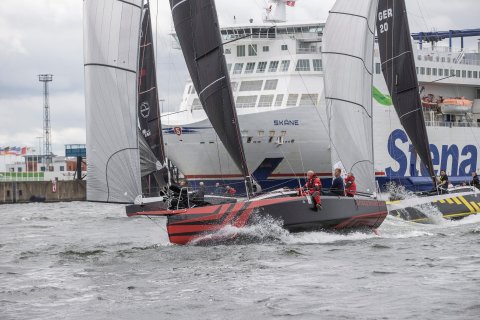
[439,97,473,114]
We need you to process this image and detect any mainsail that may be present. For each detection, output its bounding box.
[169,0,250,181]
[84,0,143,203]
[138,3,168,196]
[323,0,378,193]
[376,0,435,179]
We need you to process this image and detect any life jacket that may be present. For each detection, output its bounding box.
[345,176,356,196]
[305,176,322,192]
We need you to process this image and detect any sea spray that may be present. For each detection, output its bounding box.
[386,182,444,224]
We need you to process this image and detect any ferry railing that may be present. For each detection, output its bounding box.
[425,120,480,128]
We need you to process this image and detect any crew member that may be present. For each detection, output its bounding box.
[225,186,236,197]
[213,182,223,195]
[298,170,322,210]
[330,168,345,196]
[470,171,480,190]
[437,170,449,194]
[344,172,356,197]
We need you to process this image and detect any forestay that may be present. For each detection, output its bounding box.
[84,0,143,203]
[376,0,435,179]
[169,0,250,179]
[323,0,378,193]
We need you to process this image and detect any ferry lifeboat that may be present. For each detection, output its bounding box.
[439,97,473,114]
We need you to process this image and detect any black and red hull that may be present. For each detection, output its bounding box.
[127,195,388,245]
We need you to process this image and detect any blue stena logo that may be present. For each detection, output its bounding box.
[274,120,299,126]
[386,129,478,177]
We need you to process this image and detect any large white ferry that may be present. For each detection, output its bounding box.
[162,0,480,193]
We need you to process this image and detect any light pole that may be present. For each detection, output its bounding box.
[36,136,42,181]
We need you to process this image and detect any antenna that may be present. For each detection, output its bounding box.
[38,74,53,166]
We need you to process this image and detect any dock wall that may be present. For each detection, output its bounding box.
[0,180,86,204]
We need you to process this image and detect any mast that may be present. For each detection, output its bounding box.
[323,0,379,194]
[376,0,436,183]
[169,0,253,196]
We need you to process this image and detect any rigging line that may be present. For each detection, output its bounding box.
[198,77,226,97]
[171,0,188,12]
[380,51,410,65]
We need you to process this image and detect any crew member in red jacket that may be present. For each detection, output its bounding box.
[298,170,322,210]
[344,172,357,197]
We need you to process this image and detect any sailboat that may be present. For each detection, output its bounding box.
[124,0,388,245]
[376,0,480,222]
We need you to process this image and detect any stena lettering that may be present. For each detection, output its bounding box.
[274,120,299,126]
[378,8,393,34]
[386,129,478,177]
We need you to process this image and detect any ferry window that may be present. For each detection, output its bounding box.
[313,59,323,71]
[275,94,284,107]
[280,60,290,72]
[258,130,265,137]
[416,67,419,74]
[41,167,45,172]
[269,130,276,137]
[477,89,480,99]
[462,70,466,78]
[245,62,255,74]
[426,68,431,75]
[60,166,65,172]
[17,168,22,173]
[233,63,244,74]
[268,61,279,72]
[456,70,461,77]
[474,71,478,78]
[258,95,274,107]
[263,46,269,52]
[447,57,451,63]
[375,63,381,74]
[227,64,233,74]
[439,69,443,77]
[432,68,437,76]
[435,56,440,62]
[257,61,268,73]
[468,71,472,78]
[287,94,299,106]
[295,59,310,71]
[240,80,263,91]
[281,44,288,51]
[231,82,238,92]
[248,44,257,56]
[225,48,231,54]
[237,45,245,57]
[417,55,422,60]
[447,69,452,76]
[420,67,425,75]
[441,57,445,63]
[192,98,202,110]
[188,85,193,94]
[264,79,278,90]
[236,96,257,108]
[300,94,319,106]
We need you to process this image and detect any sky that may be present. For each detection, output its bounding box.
[0,0,479,160]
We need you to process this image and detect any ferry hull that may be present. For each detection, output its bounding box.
[127,196,388,245]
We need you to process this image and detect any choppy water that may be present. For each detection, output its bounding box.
[1,202,479,320]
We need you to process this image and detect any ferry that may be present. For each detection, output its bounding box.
[161,0,480,193]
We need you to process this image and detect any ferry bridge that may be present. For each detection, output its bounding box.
[411,28,480,50]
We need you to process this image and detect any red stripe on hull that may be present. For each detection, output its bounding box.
[334,211,388,229]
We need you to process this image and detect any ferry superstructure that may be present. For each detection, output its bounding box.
[162,1,480,192]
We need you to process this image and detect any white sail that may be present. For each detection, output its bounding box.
[84,0,143,203]
[323,0,378,193]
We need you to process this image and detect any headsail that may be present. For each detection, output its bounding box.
[84,0,143,203]
[376,0,435,179]
[169,0,250,181]
[138,3,168,195]
[323,0,378,194]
